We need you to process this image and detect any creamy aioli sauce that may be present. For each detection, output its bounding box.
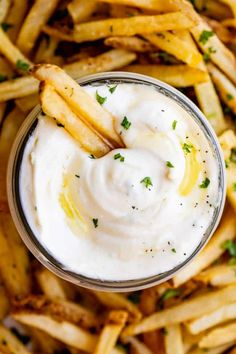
[20,83,220,281]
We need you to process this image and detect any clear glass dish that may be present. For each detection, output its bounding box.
[7,72,226,292]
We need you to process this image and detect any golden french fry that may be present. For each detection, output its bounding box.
[0,55,14,78]
[13,312,98,352]
[97,0,177,11]
[0,28,32,73]
[188,342,235,354]
[199,322,236,348]
[0,76,39,102]
[34,36,62,65]
[182,329,204,353]
[72,12,196,43]
[143,330,165,354]
[32,64,123,148]
[208,63,236,114]
[222,18,236,28]
[36,268,68,300]
[122,285,236,337]
[173,205,236,287]
[164,324,184,354]
[17,0,60,55]
[125,336,154,354]
[64,49,136,78]
[93,291,142,322]
[217,0,236,17]
[4,0,28,42]
[104,36,155,52]
[29,328,63,354]
[0,325,31,354]
[0,0,10,22]
[199,0,232,20]
[68,0,97,23]
[187,302,236,334]
[40,83,110,156]
[123,64,208,87]
[195,264,236,287]
[219,130,236,212]
[42,25,73,42]
[94,310,128,354]
[143,32,202,67]
[15,94,39,113]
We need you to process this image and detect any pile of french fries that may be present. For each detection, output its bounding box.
[1,0,236,353]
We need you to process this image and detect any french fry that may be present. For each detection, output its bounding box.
[16,0,60,55]
[0,76,39,102]
[93,291,142,322]
[125,336,154,354]
[143,32,202,67]
[143,330,165,354]
[16,294,98,329]
[199,322,236,348]
[15,94,39,113]
[0,28,32,73]
[32,64,123,148]
[0,285,9,319]
[182,329,204,353]
[187,302,236,334]
[0,325,31,354]
[40,83,110,156]
[217,0,236,17]
[0,0,10,22]
[195,264,236,287]
[207,63,236,114]
[36,268,68,300]
[4,0,28,42]
[219,130,236,212]
[173,205,236,287]
[188,342,235,354]
[64,49,137,78]
[104,36,155,52]
[42,25,73,42]
[222,18,236,28]
[72,13,196,43]
[123,64,208,87]
[0,55,14,79]
[97,0,178,11]
[34,36,62,65]
[94,310,128,354]
[195,0,233,20]
[13,312,98,352]
[68,0,97,23]
[29,328,64,354]
[164,324,184,354]
[122,285,236,337]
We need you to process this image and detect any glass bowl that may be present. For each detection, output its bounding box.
[7,72,226,292]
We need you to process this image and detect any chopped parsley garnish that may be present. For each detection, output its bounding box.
[89,154,95,159]
[166,161,174,168]
[0,74,7,82]
[92,218,98,228]
[140,177,153,189]
[108,84,117,94]
[172,120,177,130]
[230,148,236,163]
[16,59,30,72]
[128,291,141,304]
[199,30,214,44]
[96,90,107,105]
[171,248,176,253]
[182,142,193,154]
[114,153,125,162]
[1,22,13,32]
[75,174,80,178]
[160,289,180,302]
[199,177,210,189]
[222,240,236,257]
[226,93,234,101]
[121,116,131,130]
[233,182,236,192]
[203,46,216,62]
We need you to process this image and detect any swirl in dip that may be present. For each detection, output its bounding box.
[20,83,220,281]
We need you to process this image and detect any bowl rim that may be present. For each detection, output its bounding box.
[7,71,226,292]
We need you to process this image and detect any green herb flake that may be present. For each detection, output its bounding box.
[230,148,236,164]
[108,84,117,94]
[226,93,234,101]
[128,291,141,304]
[203,46,216,62]
[114,153,125,162]
[0,74,7,82]
[199,30,214,44]
[96,90,107,105]
[182,142,193,154]
[92,218,98,228]
[199,177,210,189]
[171,248,176,253]
[222,240,236,257]
[140,176,153,189]
[166,161,174,168]
[121,116,131,130]
[16,59,30,72]
[233,182,236,192]
[160,288,180,302]
[1,22,13,32]
[172,120,177,130]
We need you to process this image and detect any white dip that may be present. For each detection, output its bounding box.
[20,83,220,281]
